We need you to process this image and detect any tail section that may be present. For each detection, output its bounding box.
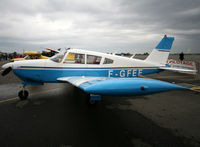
[145,35,174,65]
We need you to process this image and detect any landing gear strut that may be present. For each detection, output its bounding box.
[18,85,29,100]
[73,86,102,105]
[87,94,101,105]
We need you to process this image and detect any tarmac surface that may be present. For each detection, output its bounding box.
[0,56,200,147]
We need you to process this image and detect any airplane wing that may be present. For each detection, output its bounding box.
[159,67,197,74]
[57,76,187,96]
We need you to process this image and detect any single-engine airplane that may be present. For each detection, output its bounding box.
[1,35,197,104]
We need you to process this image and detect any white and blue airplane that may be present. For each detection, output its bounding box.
[1,35,196,104]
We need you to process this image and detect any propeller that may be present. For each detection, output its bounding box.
[1,67,12,76]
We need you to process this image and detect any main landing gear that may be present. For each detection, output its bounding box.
[87,94,102,105]
[73,86,101,105]
[18,85,29,100]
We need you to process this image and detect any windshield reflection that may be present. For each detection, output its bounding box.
[50,51,66,63]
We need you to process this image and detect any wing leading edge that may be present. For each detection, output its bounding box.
[57,77,187,96]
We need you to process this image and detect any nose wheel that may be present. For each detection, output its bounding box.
[18,90,29,100]
[18,84,29,100]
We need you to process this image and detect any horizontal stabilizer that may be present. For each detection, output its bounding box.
[160,67,197,74]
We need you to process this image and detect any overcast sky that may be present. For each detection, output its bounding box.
[0,0,200,54]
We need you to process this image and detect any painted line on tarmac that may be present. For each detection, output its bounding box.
[0,87,61,104]
[190,86,200,92]
[178,83,200,92]
[0,97,18,103]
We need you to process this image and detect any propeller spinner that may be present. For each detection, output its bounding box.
[1,67,12,76]
[1,62,14,76]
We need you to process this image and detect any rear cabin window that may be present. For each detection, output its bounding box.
[87,55,102,64]
[64,53,85,64]
[103,58,113,64]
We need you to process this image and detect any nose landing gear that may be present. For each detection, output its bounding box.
[18,85,29,100]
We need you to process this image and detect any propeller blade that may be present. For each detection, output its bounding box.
[1,67,12,76]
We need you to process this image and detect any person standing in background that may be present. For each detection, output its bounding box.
[179,52,184,61]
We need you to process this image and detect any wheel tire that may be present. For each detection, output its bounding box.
[18,90,29,100]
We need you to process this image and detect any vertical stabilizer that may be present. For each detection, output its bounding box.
[145,35,174,65]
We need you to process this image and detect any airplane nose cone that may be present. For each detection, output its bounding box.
[2,62,13,69]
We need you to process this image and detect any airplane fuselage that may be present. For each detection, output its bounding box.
[4,49,163,84]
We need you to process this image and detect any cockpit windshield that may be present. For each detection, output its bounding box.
[50,51,66,63]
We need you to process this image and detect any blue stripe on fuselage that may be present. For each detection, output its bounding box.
[19,66,160,70]
[13,67,161,83]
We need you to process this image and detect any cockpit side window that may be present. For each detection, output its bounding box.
[103,58,113,64]
[87,55,102,64]
[64,53,85,64]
